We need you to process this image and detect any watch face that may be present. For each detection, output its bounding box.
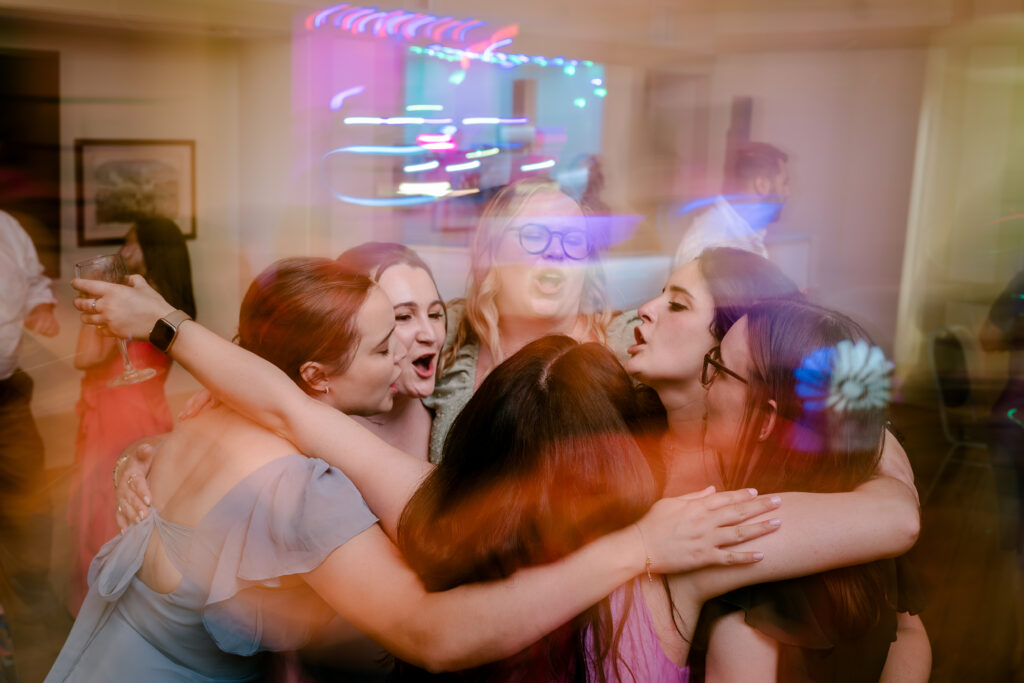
[150,318,176,352]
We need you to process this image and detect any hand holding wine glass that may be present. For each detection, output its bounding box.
[74,253,159,387]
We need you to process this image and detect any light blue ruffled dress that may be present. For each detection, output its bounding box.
[46,455,378,682]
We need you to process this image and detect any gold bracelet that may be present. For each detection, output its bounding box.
[633,523,654,583]
[112,452,131,490]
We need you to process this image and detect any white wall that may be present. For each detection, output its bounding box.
[2,19,245,467]
[704,48,927,353]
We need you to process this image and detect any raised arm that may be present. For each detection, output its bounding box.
[74,275,426,538]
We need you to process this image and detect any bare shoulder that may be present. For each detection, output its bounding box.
[149,406,299,527]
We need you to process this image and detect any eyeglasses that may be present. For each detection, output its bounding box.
[511,223,590,260]
[701,346,749,388]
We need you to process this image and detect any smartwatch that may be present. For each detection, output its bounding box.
[149,309,192,353]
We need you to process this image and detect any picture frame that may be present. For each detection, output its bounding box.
[75,138,196,246]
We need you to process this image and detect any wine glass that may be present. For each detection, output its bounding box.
[75,253,158,387]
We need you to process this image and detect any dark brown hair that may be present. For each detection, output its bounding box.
[699,247,803,342]
[724,299,889,638]
[133,215,196,319]
[396,335,660,681]
[727,141,789,192]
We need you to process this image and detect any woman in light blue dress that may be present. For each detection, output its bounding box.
[54,258,783,681]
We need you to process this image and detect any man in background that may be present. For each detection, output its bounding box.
[0,209,69,682]
[674,141,790,266]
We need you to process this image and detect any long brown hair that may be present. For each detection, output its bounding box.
[723,300,890,638]
[397,336,660,681]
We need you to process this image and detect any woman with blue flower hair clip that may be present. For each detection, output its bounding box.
[692,299,930,682]
[626,251,928,680]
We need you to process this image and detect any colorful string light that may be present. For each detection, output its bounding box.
[466,147,499,159]
[462,117,528,125]
[521,159,555,172]
[445,160,480,172]
[306,3,494,46]
[403,160,440,172]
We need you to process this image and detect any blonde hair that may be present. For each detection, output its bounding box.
[442,178,612,369]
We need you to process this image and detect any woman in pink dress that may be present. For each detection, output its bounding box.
[69,215,195,612]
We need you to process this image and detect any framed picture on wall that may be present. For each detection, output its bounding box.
[75,138,196,246]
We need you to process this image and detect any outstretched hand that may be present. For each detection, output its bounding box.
[72,274,174,341]
[115,440,159,530]
[636,487,782,574]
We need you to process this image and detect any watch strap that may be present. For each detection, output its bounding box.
[149,309,192,353]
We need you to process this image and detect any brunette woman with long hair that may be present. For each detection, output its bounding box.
[69,215,195,611]
[691,300,928,681]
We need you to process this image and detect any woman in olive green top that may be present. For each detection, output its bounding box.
[424,178,637,463]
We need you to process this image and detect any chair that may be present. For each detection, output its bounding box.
[923,325,989,503]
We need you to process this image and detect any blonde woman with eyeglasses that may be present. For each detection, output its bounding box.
[425,177,636,463]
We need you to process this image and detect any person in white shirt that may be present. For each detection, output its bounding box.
[0,209,70,682]
[674,142,790,267]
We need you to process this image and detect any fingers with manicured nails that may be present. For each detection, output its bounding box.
[718,550,766,565]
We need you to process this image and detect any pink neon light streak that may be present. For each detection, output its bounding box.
[308,4,488,47]
[311,4,349,28]
[463,24,519,69]
[332,7,363,26]
[341,7,375,31]
[376,9,405,36]
[416,133,453,144]
[430,18,458,42]
[403,14,436,39]
[455,19,484,41]
[354,10,388,33]
[328,85,366,110]
[385,11,415,35]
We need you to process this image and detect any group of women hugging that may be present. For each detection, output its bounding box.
[51,178,928,682]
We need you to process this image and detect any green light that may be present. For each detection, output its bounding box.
[583,60,594,67]
[449,70,466,85]
[564,65,576,76]
[594,87,607,98]
[409,46,423,54]
[573,97,586,108]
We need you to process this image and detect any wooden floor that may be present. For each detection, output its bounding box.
[896,402,1022,682]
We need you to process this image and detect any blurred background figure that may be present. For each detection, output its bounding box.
[0,208,69,682]
[674,141,790,267]
[68,214,195,613]
[560,154,612,217]
[981,266,1024,663]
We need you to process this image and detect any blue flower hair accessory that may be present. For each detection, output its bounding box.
[794,340,894,414]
